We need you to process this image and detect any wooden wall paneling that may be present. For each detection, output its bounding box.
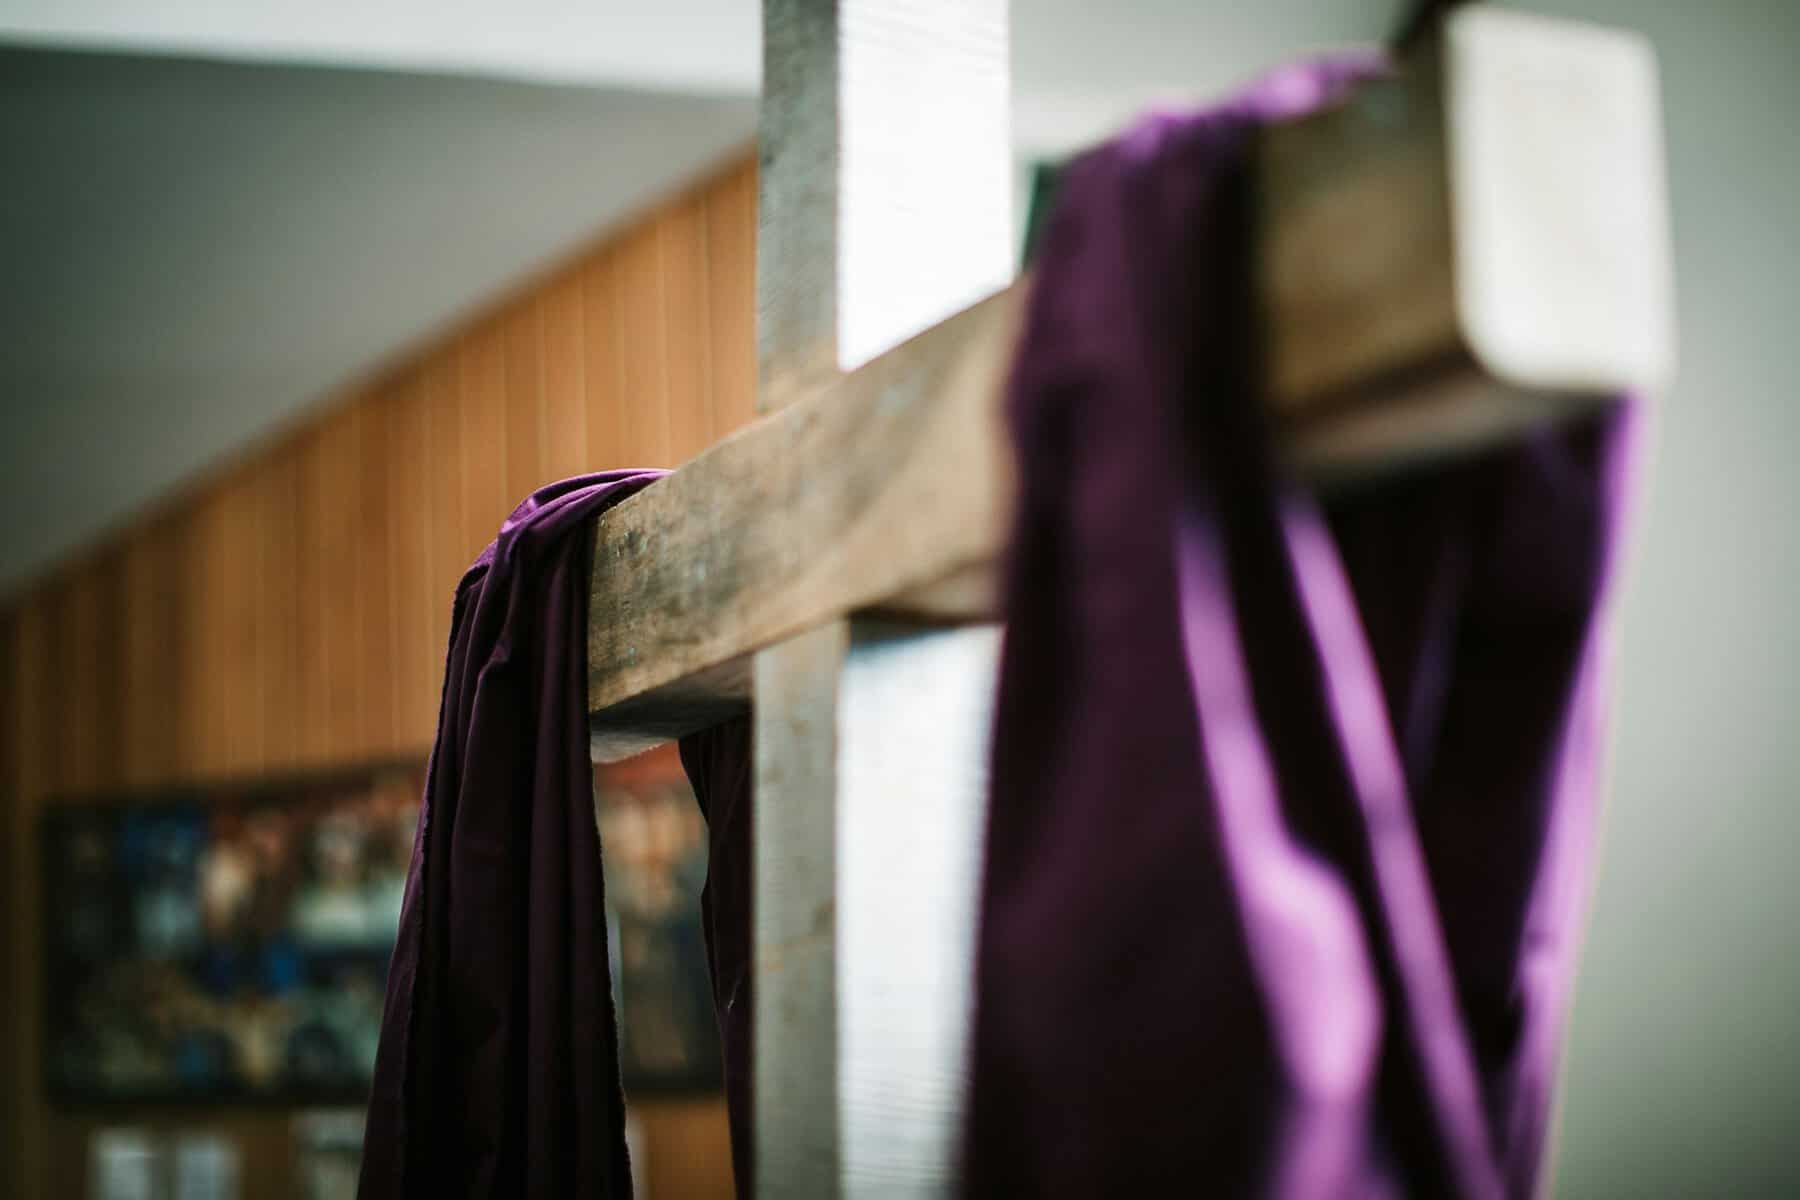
[4,151,760,1200]
[294,428,331,767]
[459,324,512,557]
[258,447,303,773]
[618,225,672,467]
[504,298,548,504]
[706,159,758,437]
[174,470,264,782]
[583,250,627,471]
[120,512,190,788]
[640,1097,738,1199]
[661,193,715,464]
[64,550,124,795]
[47,571,83,795]
[315,408,364,763]
[424,356,468,673]
[386,372,438,752]
[542,274,590,482]
[32,577,67,797]
[217,471,265,778]
[357,393,398,760]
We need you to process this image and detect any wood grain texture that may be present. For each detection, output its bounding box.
[386,371,438,752]
[1255,56,1460,414]
[63,550,122,794]
[316,410,364,764]
[1253,15,1669,471]
[258,447,303,772]
[187,488,230,776]
[583,250,626,470]
[741,8,1015,1195]
[357,394,398,759]
[635,1097,739,1199]
[838,621,1001,1191]
[661,195,715,465]
[753,619,847,1198]
[542,274,591,482]
[504,299,547,505]
[587,286,1019,733]
[588,17,1675,741]
[2,153,757,1199]
[707,159,759,435]
[219,471,264,777]
[757,0,839,413]
[423,355,467,685]
[619,230,672,466]
[119,513,187,787]
[460,325,512,555]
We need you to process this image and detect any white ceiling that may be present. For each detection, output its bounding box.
[0,0,1402,594]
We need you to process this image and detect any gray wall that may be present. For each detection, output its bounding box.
[1521,2,1800,1194]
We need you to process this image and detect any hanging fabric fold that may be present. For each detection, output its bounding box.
[360,51,1645,1200]
[361,471,665,1200]
[959,53,1643,1197]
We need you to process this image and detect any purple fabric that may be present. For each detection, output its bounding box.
[359,471,667,1200]
[959,56,1642,1198]
[361,54,1644,1200]
[679,718,756,1195]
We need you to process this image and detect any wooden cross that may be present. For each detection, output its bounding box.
[587,2,1672,1194]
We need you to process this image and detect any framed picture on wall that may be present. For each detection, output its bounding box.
[40,762,424,1105]
[594,746,724,1096]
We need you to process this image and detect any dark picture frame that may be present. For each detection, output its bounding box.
[40,761,424,1106]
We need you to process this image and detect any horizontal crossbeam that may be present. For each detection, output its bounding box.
[588,8,1670,758]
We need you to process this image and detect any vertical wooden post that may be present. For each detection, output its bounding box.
[752,0,1011,1193]
[836,623,1003,1191]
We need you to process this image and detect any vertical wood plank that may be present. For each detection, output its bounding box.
[505,299,548,503]
[754,4,847,1189]
[387,372,438,752]
[221,471,265,777]
[838,622,1001,1189]
[583,251,626,471]
[618,226,671,466]
[753,619,848,1196]
[166,504,205,783]
[121,511,189,788]
[543,274,590,482]
[639,1099,739,1199]
[424,356,467,699]
[752,1,1011,1191]
[316,409,364,764]
[63,551,123,795]
[661,196,715,464]
[294,428,330,767]
[258,450,302,774]
[707,160,759,437]
[186,488,231,778]
[6,152,761,1200]
[460,325,511,556]
[358,394,397,759]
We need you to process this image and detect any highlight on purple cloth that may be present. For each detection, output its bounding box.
[961,56,1643,1198]
[357,55,1644,1200]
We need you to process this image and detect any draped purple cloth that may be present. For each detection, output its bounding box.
[959,57,1642,1198]
[360,54,1644,1200]
[359,471,667,1200]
